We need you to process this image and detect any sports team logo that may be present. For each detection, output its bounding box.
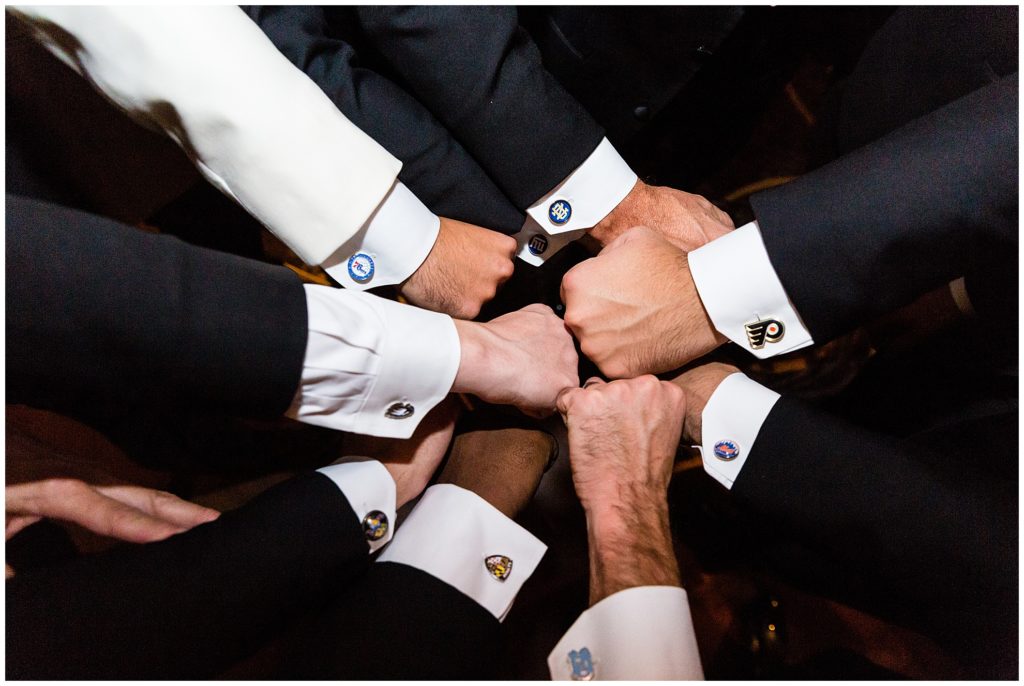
[713,440,740,461]
[485,554,513,581]
[548,199,572,225]
[744,317,785,349]
[347,252,375,283]
[528,233,549,255]
[568,647,595,681]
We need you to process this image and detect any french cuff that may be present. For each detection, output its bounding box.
[515,215,587,267]
[689,221,814,359]
[323,181,440,290]
[317,459,397,553]
[377,484,546,621]
[548,586,703,680]
[525,138,637,236]
[697,372,781,490]
[287,286,459,439]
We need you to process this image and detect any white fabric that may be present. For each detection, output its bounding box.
[317,460,396,552]
[523,138,636,257]
[13,5,401,266]
[378,484,547,621]
[697,372,781,490]
[323,181,441,290]
[287,285,459,439]
[689,221,814,359]
[548,586,703,680]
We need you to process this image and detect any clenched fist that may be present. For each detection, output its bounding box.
[562,226,725,378]
[453,303,579,417]
[400,217,517,319]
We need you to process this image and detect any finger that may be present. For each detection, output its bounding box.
[95,485,221,531]
[521,302,554,316]
[6,515,42,541]
[60,485,187,543]
[555,386,583,417]
[582,377,605,389]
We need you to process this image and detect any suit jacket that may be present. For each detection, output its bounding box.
[6,194,307,422]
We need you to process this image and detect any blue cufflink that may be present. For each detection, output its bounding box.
[527,233,549,255]
[362,510,389,541]
[347,253,375,283]
[713,440,740,461]
[548,199,572,226]
[568,647,595,680]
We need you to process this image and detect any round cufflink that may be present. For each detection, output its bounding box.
[384,402,414,420]
[527,233,549,255]
[713,440,740,461]
[347,252,375,283]
[548,199,572,226]
[362,510,389,541]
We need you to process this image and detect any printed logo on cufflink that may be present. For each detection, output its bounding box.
[528,233,549,256]
[713,440,740,461]
[568,647,595,681]
[385,402,415,420]
[347,252,375,283]
[744,316,785,349]
[485,554,513,581]
[362,510,389,541]
[548,199,572,226]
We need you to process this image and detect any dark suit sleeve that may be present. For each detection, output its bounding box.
[244,6,524,234]
[6,472,372,679]
[750,74,1018,343]
[732,397,1016,670]
[6,194,307,419]
[353,6,606,209]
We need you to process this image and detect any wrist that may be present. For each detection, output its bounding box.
[589,179,647,245]
[674,363,738,444]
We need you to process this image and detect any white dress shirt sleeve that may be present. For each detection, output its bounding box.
[12,5,401,266]
[378,484,547,621]
[287,285,460,439]
[698,372,781,490]
[317,459,397,553]
[547,586,704,680]
[322,181,441,290]
[689,221,814,359]
[520,138,636,264]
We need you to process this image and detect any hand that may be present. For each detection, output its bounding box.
[562,226,725,378]
[670,362,739,445]
[344,398,459,508]
[399,217,517,319]
[556,376,686,602]
[590,180,734,251]
[6,479,220,578]
[453,303,579,417]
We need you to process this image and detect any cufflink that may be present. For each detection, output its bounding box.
[347,253,375,283]
[362,510,389,541]
[568,647,595,681]
[713,440,740,461]
[548,199,572,226]
[485,554,513,581]
[527,233,549,255]
[744,316,785,349]
[385,402,414,420]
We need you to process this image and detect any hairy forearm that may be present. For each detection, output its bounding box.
[586,498,681,606]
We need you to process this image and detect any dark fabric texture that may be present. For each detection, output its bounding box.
[6,473,370,679]
[6,194,308,419]
[750,73,1018,344]
[244,5,525,234]
[281,560,502,679]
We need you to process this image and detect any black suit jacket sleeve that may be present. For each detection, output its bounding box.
[353,6,606,209]
[244,6,524,234]
[750,74,1018,343]
[6,473,372,679]
[733,397,1016,670]
[6,195,307,419]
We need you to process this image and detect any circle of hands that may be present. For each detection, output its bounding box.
[5,182,739,561]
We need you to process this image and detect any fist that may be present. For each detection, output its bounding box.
[561,226,724,378]
[400,218,516,319]
[556,376,686,512]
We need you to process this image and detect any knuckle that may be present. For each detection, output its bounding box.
[44,478,84,499]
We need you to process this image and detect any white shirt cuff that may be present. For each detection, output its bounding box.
[547,586,703,680]
[697,372,781,490]
[323,181,440,290]
[317,459,397,553]
[377,484,547,621]
[525,138,637,237]
[689,221,814,359]
[286,285,459,439]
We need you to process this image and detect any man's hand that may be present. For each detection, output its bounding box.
[453,303,579,417]
[670,362,739,445]
[399,217,517,319]
[590,180,734,251]
[556,376,686,603]
[6,479,220,578]
[562,226,726,378]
